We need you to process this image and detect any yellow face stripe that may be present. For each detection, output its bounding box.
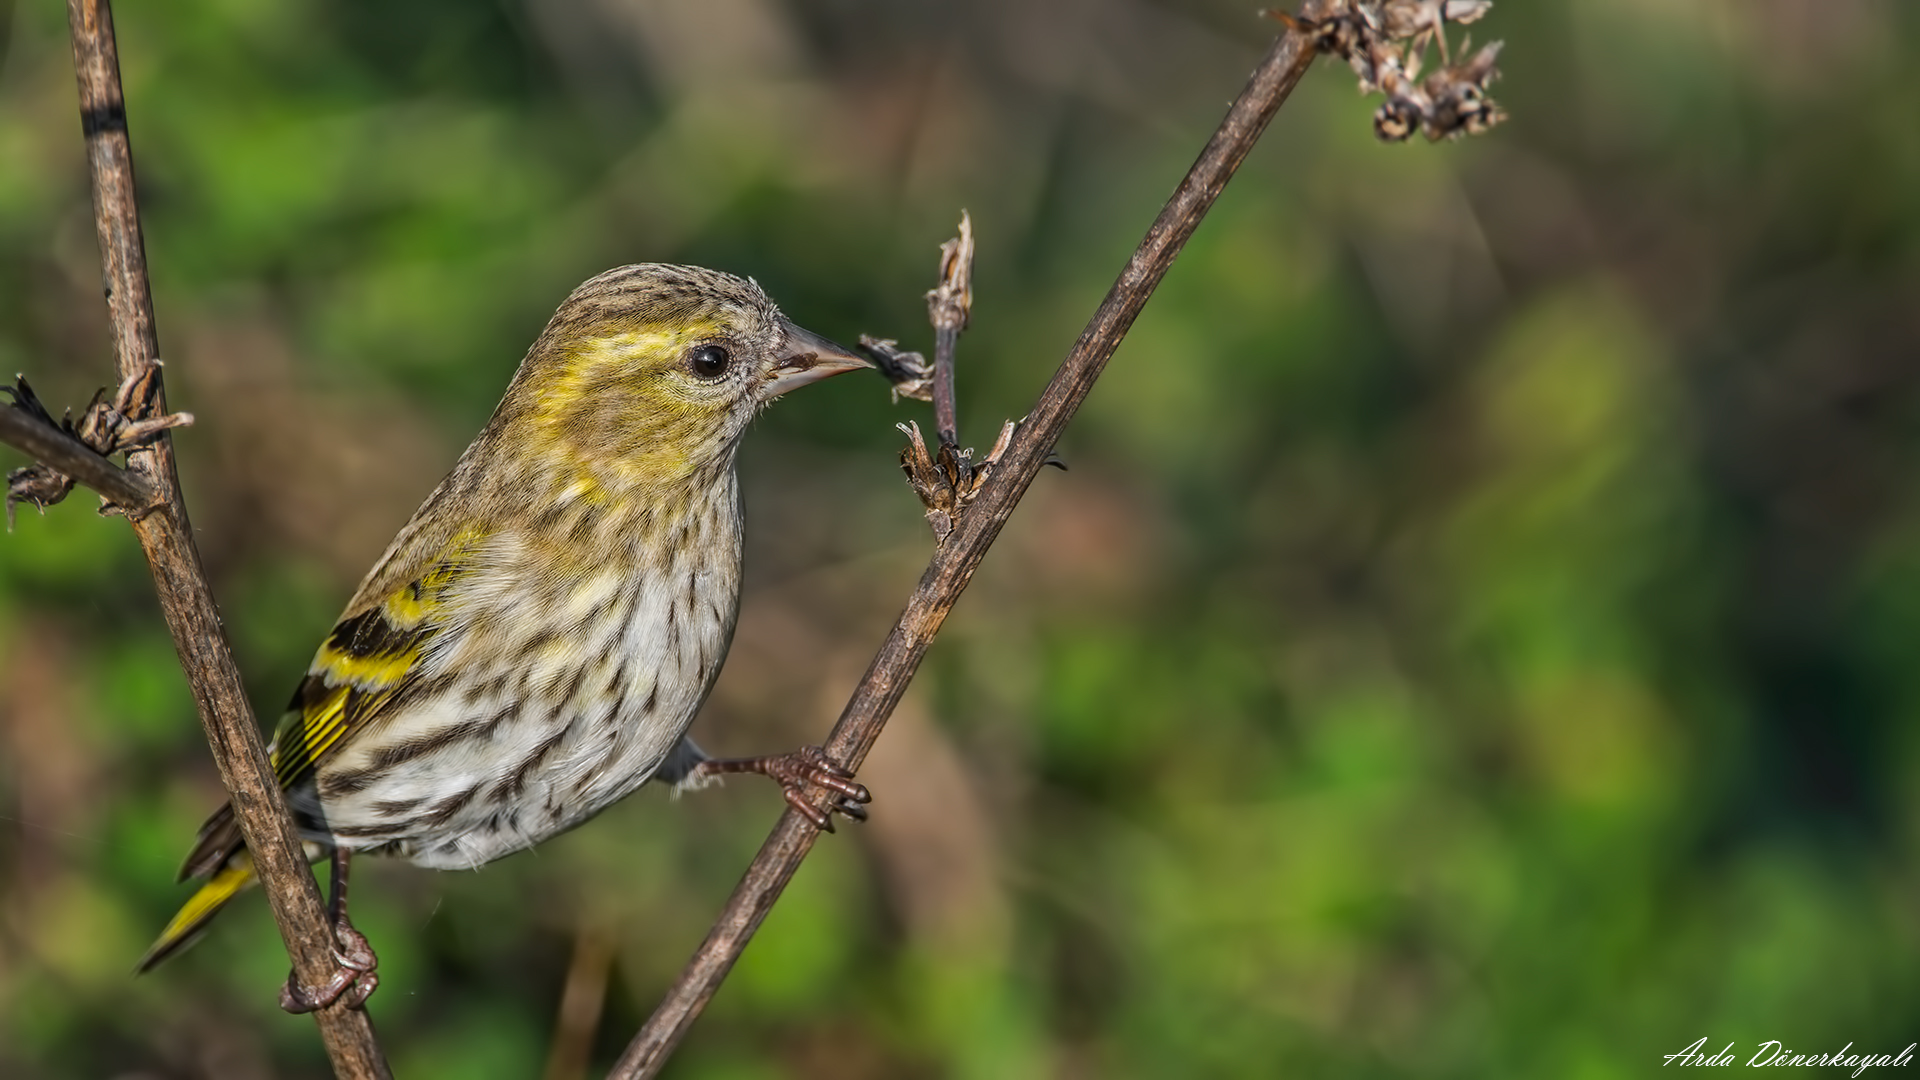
[527,325,735,489]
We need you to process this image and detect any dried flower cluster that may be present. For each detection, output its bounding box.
[895,418,1015,541]
[3,364,191,525]
[866,215,1038,541]
[1271,0,1506,142]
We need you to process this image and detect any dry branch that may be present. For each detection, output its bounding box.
[56,2,393,1076]
[606,24,1322,1080]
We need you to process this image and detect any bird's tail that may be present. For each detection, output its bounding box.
[136,851,257,973]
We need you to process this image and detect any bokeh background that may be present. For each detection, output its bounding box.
[4,0,1919,1076]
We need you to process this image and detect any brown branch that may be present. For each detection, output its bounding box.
[61,2,391,1076]
[606,26,1319,1079]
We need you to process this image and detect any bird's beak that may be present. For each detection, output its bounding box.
[761,320,873,401]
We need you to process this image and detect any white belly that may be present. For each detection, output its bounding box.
[301,541,740,869]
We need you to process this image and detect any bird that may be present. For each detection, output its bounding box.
[137,263,875,1012]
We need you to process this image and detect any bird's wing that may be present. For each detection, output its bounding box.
[154,551,473,947]
[173,532,488,881]
[268,539,481,791]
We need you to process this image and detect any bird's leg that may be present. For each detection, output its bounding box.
[280,847,380,1014]
[688,745,872,832]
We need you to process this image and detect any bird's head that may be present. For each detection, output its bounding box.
[501,264,870,491]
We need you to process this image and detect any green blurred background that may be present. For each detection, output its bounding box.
[4,0,1918,1076]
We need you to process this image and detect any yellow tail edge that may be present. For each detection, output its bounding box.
[136,853,257,974]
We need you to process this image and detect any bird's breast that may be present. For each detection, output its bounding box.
[304,487,745,869]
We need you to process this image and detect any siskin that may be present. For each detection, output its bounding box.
[139,264,874,1011]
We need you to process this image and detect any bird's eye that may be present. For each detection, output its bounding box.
[687,344,732,380]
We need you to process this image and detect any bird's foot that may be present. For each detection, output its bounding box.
[692,745,872,831]
[280,920,380,1014]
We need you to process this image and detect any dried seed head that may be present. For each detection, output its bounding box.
[1419,40,1507,140]
[1374,96,1422,142]
[1269,0,1506,143]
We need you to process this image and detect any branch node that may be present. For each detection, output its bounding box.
[897,418,1016,541]
[3,366,192,524]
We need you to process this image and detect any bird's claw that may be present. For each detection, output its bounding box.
[692,745,872,832]
[280,921,380,1014]
[772,747,872,831]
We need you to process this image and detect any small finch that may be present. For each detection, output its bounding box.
[138,264,874,1011]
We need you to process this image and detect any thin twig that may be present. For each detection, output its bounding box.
[605,26,1319,1079]
[60,2,391,1076]
[925,211,974,448]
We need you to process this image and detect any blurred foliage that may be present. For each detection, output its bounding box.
[4,0,1920,1077]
